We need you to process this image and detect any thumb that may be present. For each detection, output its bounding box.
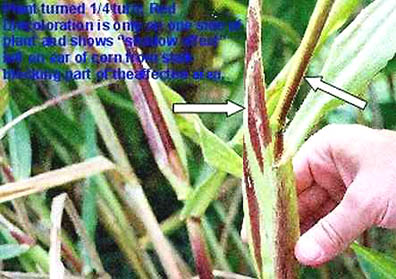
[295,180,374,266]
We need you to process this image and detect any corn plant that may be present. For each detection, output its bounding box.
[240,0,396,277]
[0,0,396,278]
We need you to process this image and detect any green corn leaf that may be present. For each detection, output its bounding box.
[158,82,200,142]
[352,243,396,279]
[159,81,243,178]
[318,0,361,50]
[11,81,84,151]
[383,57,396,75]
[0,244,30,260]
[197,123,243,178]
[266,0,361,116]
[81,109,99,275]
[5,99,32,180]
[285,0,396,159]
[0,79,9,118]
[180,136,242,218]
[96,88,136,114]
[212,0,301,46]
[160,81,242,217]
[181,170,227,219]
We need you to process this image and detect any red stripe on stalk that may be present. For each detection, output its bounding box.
[247,58,271,171]
[124,45,187,182]
[243,146,262,274]
[187,218,214,279]
[245,3,261,70]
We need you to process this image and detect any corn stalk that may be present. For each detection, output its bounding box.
[242,0,335,278]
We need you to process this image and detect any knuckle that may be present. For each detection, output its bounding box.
[343,191,372,215]
[315,125,337,140]
[341,192,361,211]
[376,200,396,228]
[342,190,377,226]
[319,124,347,137]
[315,124,345,151]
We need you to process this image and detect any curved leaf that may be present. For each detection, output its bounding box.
[159,82,243,178]
[181,170,227,219]
[285,0,396,159]
[5,100,32,180]
[352,243,396,279]
[0,244,30,260]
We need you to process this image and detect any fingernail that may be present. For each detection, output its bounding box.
[296,237,324,263]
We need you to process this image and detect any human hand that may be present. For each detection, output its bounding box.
[294,124,396,266]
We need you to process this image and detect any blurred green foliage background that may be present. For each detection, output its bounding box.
[0,0,395,278]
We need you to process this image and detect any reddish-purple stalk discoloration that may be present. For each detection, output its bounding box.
[274,131,284,162]
[243,146,262,274]
[244,0,271,169]
[124,45,187,182]
[244,0,273,275]
[187,218,214,279]
[64,0,186,182]
[245,3,261,72]
[128,77,169,163]
[10,231,35,246]
[126,46,177,156]
[273,0,335,161]
[61,243,83,273]
[253,61,271,147]
[247,60,272,171]
[1,165,14,183]
[275,178,298,278]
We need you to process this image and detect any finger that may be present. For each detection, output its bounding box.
[293,142,315,194]
[377,201,396,229]
[293,127,333,194]
[293,126,346,199]
[295,179,374,266]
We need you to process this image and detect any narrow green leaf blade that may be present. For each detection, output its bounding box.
[266,0,361,115]
[319,0,361,50]
[125,55,191,200]
[159,81,243,217]
[181,170,227,218]
[0,244,30,260]
[82,109,98,240]
[0,79,9,118]
[197,122,243,178]
[5,100,32,180]
[285,0,396,158]
[352,243,396,279]
[159,82,243,178]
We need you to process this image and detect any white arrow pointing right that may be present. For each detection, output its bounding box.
[172,100,244,117]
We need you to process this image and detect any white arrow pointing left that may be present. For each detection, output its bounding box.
[173,100,244,117]
[305,76,367,110]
